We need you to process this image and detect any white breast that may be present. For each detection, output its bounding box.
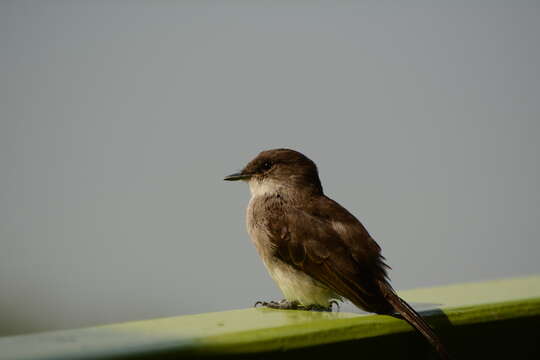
[264,258,337,307]
[246,183,338,307]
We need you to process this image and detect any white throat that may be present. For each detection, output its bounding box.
[248,178,282,198]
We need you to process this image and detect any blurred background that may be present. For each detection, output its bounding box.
[1,1,539,336]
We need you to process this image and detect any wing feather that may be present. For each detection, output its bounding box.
[265,197,391,313]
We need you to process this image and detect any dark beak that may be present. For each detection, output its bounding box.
[223,171,251,181]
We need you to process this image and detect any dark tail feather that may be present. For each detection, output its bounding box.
[378,281,451,360]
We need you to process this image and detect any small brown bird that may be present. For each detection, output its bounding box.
[224,148,450,359]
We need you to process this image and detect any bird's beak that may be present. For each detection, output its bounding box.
[223,171,251,181]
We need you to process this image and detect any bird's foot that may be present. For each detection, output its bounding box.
[329,300,341,312]
[254,299,300,310]
[254,299,339,312]
[299,302,340,312]
[300,304,330,312]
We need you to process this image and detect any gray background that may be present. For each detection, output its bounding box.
[1,0,539,336]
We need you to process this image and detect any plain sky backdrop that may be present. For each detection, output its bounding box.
[1,1,539,336]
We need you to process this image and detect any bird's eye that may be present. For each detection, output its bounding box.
[261,161,273,171]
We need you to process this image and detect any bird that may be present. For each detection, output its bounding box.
[224,148,450,359]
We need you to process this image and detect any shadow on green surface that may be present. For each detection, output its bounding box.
[201,313,540,360]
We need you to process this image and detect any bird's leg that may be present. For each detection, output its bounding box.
[254,299,301,310]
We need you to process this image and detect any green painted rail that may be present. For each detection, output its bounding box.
[1,275,539,359]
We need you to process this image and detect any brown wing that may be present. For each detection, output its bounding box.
[266,195,392,313]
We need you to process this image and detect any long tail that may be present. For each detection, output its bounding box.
[378,280,451,360]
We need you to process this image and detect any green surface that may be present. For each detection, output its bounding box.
[1,275,540,359]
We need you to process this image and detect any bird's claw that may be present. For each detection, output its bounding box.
[254,299,339,312]
[329,300,341,312]
[253,299,300,309]
[301,304,333,312]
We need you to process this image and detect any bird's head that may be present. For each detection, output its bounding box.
[224,148,323,197]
